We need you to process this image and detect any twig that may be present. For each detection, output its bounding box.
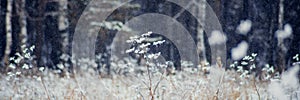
[73,70,87,100]
[138,91,145,100]
[99,77,118,99]
[153,70,165,96]
[40,76,51,100]
[164,76,177,90]
[146,64,154,100]
[253,78,261,100]
[214,68,225,100]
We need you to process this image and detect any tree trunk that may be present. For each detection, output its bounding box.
[4,0,13,66]
[35,0,46,67]
[285,0,300,68]
[0,0,7,66]
[59,0,69,59]
[17,0,27,55]
[277,0,286,72]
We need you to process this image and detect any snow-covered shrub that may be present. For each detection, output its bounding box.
[268,66,300,100]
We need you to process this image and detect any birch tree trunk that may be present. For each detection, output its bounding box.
[17,0,27,55]
[4,0,13,65]
[59,0,69,63]
[277,0,286,72]
[196,0,207,64]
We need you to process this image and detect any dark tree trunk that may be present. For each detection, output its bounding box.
[43,1,60,68]
[25,0,46,67]
[221,0,280,70]
[0,0,7,65]
[11,0,21,57]
[221,0,247,63]
[285,0,300,68]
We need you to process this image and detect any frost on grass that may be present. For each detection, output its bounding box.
[268,66,300,100]
[2,54,300,99]
[1,27,300,99]
[237,19,252,35]
[231,41,249,60]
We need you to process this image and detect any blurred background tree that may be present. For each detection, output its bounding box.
[0,0,299,73]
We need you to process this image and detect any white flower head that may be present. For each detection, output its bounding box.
[22,64,29,69]
[16,72,21,75]
[141,31,153,37]
[57,63,64,70]
[293,54,299,61]
[36,76,42,81]
[39,67,45,72]
[153,40,165,46]
[8,64,16,69]
[139,43,151,48]
[30,45,35,51]
[125,47,135,53]
[147,52,161,59]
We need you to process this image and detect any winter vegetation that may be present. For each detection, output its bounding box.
[1,48,300,99]
[1,0,300,100]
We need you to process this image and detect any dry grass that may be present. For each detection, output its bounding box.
[0,67,276,100]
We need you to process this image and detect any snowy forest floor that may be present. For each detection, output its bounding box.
[1,66,299,100]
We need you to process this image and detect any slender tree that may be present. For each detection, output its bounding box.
[4,0,13,66]
[277,0,286,72]
[0,0,7,66]
[33,0,46,67]
[16,0,27,54]
[285,0,300,68]
[59,0,69,59]
[37,1,44,67]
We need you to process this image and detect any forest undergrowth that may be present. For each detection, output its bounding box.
[0,61,299,100]
[1,32,300,100]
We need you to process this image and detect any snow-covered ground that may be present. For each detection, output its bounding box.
[1,65,299,100]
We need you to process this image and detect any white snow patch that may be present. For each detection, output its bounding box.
[281,66,299,89]
[276,24,293,39]
[268,81,288,100]
[209,30,227,45]
[237,20,252,35]
[231,41,249,60]
[268,66,300,100]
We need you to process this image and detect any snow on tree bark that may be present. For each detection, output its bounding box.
[59,0,69,55]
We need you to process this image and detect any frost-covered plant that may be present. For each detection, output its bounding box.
[125,31,169,99]
[292,54,300,66]
[268,66,300,100]
[229,53,257,78]
[228,53,277,80]
[261,64,276,80]
[109,56,140,76]
[125,31,169,74]
[6,45,41,80]
[4,45,53,99]
[57,53,71,74]
[181,60,200,74]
